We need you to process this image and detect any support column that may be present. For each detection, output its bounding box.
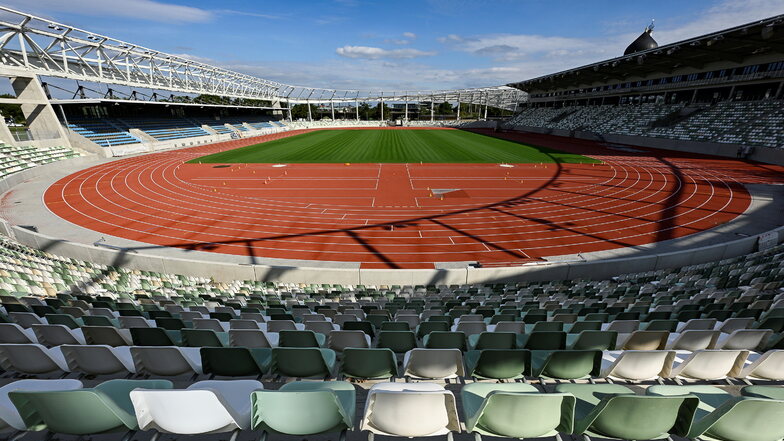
[330,100,335,120]
[430,97,434,122]
[307,100,312,122]
[456,93,461,121]
[483,92,489,120]
[380,94,384,122]
[8,75,71,147]
[356,100,360,121]
[775,81,784,99]
[404,94,409,122]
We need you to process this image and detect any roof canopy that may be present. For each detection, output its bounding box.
[509,15,784,93]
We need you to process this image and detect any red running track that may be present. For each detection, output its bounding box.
[43,128,784,269]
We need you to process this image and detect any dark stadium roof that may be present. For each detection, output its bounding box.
[624,26,658,55]
[509,15,784,92]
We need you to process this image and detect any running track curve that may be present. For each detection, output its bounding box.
[43,128,784,269]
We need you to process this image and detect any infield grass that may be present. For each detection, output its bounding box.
[188,129,599,164]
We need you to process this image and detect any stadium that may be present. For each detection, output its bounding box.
[0,1,781,440]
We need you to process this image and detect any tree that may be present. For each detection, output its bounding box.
[290,103,318,120]
[437,101,454,115]
[0,94,24,123]
[370,102,391,120]
[358,102,371,120]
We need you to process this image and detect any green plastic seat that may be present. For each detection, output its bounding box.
[82,315,119,327]
[415,321,449,339]
[181,328,227,347]
[464,349,531,380]
[423,331,467,351]
[154,317,187,330]
[461,382,575,439]
[377,331,417,353]
[644,319,679,332]
[468,332,517,350]
[278,330,326,347]
[9,379,172,436]
[520,331,566,350]
[554,383,698,440]
[342,321,375,339]
[44,314,82,330]
[380,321,409,331]
[567,330,617,350]
[251,381,355,440]
[530,350,602,380]
[741,386,784,400]
[567,321,602,334]
[526,321,564,333]
[270,347,336,378]
[650,385,784,441]
[130,327,181,346]
[200,347,271,377]
[340,348,398,380]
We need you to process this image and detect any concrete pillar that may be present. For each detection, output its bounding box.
[9,75,71,147]
[775,81,784,99]
[307,100,312,122]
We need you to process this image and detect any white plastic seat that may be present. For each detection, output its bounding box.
[131,380,263,434]
[118,316,153,329]
[303,321,339,335]
[402,349,464,380]
[0,344,69,375]
[0,379,83,431]
[60,345,136,376]
[717,318,754,334]
[666,350,748,381]
[327,330,370,352]
[228,330,278,348]
[737,350,784,381]
[676,318,717,332]
[451,322,486,337]
[130,346,203,376]
[0,323,37,344]
[489,321,524,333]
[600,350,675,381]
[30,324,85,347]
[714,329,772,350]
[361,382,460,438]
[666,330,720,350]
[193,318,228,332]
[7,313,43,329]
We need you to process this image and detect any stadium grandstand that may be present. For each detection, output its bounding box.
[0,3,781,441]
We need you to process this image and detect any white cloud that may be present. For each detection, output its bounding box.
[654,0,784,44]
[336,46,437,59]
[3,0,212,23]
[403,32,417,39]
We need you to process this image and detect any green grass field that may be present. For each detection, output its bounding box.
[189,129,599,164]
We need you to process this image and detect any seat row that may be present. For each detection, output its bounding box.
[5,319,781,355]
[1,343,782,383]
[1,379,783,441]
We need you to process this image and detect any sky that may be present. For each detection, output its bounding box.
[5,0,784,91]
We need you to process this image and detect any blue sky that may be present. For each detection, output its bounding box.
[6,0,784,90]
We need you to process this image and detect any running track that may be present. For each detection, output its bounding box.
[43,128,784,269]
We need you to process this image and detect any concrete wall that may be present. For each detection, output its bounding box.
[2,144,783,284]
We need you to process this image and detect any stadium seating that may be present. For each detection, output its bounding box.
[66,119,141,147]
[507,99,784,149]
[0,144,79,178]
[0,232,782,438]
